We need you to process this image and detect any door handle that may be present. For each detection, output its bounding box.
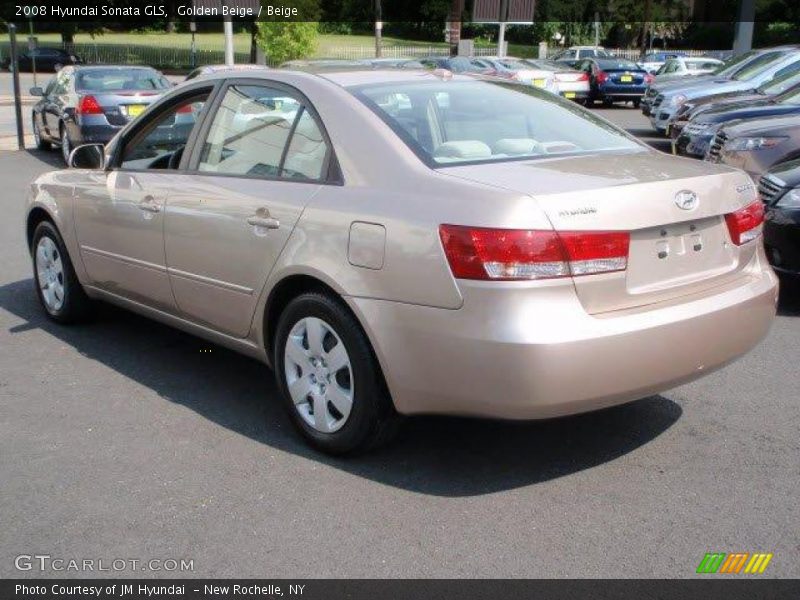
[247,210,279,230]
[138,195,161,213]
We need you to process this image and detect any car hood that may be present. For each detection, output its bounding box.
[699,101,800,124]
[688,93,764,118]
[656,77,736,96]
[721,114,800,138]
[766,157,800,187]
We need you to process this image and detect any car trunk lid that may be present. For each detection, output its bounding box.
[440,151,760,313]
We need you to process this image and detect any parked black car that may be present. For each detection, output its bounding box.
[760,159,800,278]
[31,65,175,164]
[2,47,82,72]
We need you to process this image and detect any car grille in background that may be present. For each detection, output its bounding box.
[758,175,786,205]
[707,131,728,161]
[652,94,664,109]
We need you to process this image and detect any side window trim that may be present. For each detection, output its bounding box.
[108,82,219,173]
[184,76,341,185]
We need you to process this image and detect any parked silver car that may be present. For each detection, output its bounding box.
[25,69,778,453]
[648,47,800,133]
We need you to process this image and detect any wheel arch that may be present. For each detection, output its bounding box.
[26,206,57,252]
[262,273,395,409]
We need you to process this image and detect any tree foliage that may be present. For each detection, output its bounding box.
[256,0,320,64]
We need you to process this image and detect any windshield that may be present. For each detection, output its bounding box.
[758,62,800,94]
[686,59,721,71]
[776,86,800,105]
[76,69,170,92]
[352,79,642,166]
[731,52,787,81]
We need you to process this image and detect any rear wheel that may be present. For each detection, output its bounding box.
[274,292,399,454]
[32,221,92,323]
[632,99,641,109]
[60,124,71,165]
[602,97,614,107]
[32,115,51,150]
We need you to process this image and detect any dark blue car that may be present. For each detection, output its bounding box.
[576,57,654,107]
[675,83,800,157]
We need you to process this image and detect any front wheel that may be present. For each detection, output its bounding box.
[274,292,399,454]
[32,221,92,323]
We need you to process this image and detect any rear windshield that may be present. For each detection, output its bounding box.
[596,59,640,71]
[685,59,721,70]
[352,79,641,166]
[76,69,171,92]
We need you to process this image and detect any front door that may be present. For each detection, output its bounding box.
[164,81,334,337]
[73,89,212,312]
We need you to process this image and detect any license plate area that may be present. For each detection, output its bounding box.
[123,104,147,118]
[565,92,576,98]
[626,217,736,294]
[533,78,546,88]
[620,75,633,83]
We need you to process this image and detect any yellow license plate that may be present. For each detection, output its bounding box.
[620,75,633,83]
[126,104,146,117]
[533,78,546,88]
[565,92,576,98]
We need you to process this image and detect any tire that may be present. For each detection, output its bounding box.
[32,115,51,151]
[31,220,92,324]
[60,123,71,166]
[633,99,641,109]
[274,292,399,454]
[602,97,614,107]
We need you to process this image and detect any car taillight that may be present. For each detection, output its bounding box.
[438,225,629,281]
[596,70,608,84]
[645,73,655,84]
[176,103,194,113]
[577,72,589,81]
[725,200,764,245]
[76,95,103,115]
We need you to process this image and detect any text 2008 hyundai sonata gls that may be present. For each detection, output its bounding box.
[25,69,778,454]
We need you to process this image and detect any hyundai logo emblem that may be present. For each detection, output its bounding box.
[675,190,699,211]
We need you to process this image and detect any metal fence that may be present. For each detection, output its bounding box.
[0,41,501,69]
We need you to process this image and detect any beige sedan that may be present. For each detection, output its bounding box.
[25,69,778,454]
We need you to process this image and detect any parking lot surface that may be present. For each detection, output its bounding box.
[1,107,798,578]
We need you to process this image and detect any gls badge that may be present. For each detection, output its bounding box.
[675,190,699,211]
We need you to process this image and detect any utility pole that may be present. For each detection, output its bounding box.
[222,0,234,66]
[594,12,600,48]
[448,0,464,57]
[374,0,382,58]
[9,24,25,150]
[640,0,652,59]
[732,0,756,55]
[497,0,508,58]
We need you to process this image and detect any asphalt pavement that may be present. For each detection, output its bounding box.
[0,107,798,579]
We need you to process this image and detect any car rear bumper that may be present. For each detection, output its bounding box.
[68,122,122,145]
[764,208,800,276]
[350,253,777,420]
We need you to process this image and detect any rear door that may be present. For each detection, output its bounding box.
[43,68,70,137]
[164,79,335,337]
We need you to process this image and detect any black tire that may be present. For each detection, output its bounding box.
[274,292,399,455]
[32,114,51,151]
[632,99,641,109]
[602,97,614,107]
[31,220,92,324]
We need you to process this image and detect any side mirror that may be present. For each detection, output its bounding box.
[30,86,44,96]
[69,144,105,170]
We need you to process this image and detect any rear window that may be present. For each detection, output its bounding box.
[352,79,641,166]
[596,59,640,71]
[76,69,171,92]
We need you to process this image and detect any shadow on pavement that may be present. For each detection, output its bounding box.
[0,277,682,497]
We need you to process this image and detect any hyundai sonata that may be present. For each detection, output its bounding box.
[25,69,778,453]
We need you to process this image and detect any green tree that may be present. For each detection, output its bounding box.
[256,0,320,64]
